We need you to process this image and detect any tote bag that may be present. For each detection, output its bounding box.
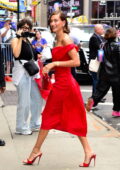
[89,58,100,72]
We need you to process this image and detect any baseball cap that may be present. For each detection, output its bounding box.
[4,18,12,22]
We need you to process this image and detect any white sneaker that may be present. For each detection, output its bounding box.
[31,127,40,132]
[15,130,32,135]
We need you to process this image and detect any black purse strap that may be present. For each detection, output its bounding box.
[26,38,35,60]
[19,39,35,65]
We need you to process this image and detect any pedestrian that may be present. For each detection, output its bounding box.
[0,18,16,82]
[32,30,47,56]
[11,18,44,135]
[86,27,120,117]
[23,11,96,167]
[0,44,6,146]
[88,24,105,98]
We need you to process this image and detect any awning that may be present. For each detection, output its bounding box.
[0,0,26,12]
[67,15,88,24]
[32,0,41,6]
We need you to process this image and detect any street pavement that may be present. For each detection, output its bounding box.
[80,86,120,132]
[0,82,120,170]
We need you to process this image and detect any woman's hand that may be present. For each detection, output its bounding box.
[5,25,10,30]
[16,29,23,37]
[42,63,55,76]
[37,54,42,59]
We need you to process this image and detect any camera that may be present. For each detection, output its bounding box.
[21,32,36,38]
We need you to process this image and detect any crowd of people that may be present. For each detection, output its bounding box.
[0,18,16,81]
[0,10,120,168]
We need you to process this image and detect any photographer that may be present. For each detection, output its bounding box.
[0,18,16,81]
[11,18,43,135]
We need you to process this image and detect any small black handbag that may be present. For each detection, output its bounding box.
[19,41,39,76]
[23,59,39,76]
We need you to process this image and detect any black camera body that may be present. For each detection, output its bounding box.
[21,32,36,38]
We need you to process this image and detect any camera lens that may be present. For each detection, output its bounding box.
[21,32,36,37]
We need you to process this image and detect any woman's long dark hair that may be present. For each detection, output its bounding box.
[34,30,41,40]
[49,10,70,34]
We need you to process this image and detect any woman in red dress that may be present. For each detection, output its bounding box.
[23,11,96,167]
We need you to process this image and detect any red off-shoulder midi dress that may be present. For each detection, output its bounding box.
[41,44,87,136]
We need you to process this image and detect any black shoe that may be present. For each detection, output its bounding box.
[0,139,5,146]
[100,98,106,103]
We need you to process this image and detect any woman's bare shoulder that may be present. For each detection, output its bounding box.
[62,34,73,46]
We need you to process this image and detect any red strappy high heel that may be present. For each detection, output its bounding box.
[23,153,42,165]
[79,154,96,167]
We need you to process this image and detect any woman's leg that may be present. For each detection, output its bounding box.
[78,136,94,164]
[24,129,49,161]
[25,132,93,163]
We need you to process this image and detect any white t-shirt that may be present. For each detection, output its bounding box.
[0,27,16,42]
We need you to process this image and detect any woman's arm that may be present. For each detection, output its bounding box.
[40,43,47,48]
[55,35,80,67]
[42,35,80,75]
[11,37,23,58]
[11,29,24,58]
[40,38,47,48]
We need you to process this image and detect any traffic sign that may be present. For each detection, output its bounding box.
[72,6,78,10]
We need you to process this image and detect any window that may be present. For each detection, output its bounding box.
[116,1,120,17]
[91,0,120,19]
[92,2,99,18]
[99,2,106,18]
[107,1,114,17]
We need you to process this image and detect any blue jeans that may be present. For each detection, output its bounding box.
[15,73,43,133]
[89,71,98,97]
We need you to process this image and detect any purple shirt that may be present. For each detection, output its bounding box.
[32,38,47,53]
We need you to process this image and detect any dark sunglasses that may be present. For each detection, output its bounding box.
[21,26,30,30]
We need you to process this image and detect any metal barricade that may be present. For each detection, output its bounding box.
[0,43,14,76]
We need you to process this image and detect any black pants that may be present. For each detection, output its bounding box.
[93,64,120,111]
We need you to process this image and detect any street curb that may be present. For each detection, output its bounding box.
[89,112,120,137]
[0,95,4,107]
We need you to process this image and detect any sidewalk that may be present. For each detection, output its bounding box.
[0,82,120,170]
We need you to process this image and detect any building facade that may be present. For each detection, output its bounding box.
[46,0,120,27]
[1,0,120,27]
[90,0,120,27]
[23,0,120,27]
[48,0,84,18]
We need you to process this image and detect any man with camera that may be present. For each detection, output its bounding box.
[11,18,43,135]
[0,18,16,82]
